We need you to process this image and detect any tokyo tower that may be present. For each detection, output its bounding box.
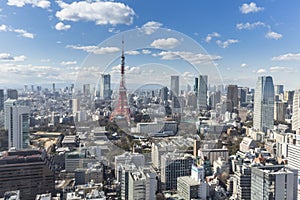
[110,39,130,123]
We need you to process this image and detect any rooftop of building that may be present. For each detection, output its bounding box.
[0,149,44,165]
[162,152,194,160]
[177,176,200,186]
[137,120,177,125]
[131,171,146,181]
[241,137,255,145]
[200,147,228,152]
[115,152,145,159]
[0,190,20,200]
[31,131,62,137]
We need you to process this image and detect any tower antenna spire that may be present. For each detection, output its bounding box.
[121,36,125,75]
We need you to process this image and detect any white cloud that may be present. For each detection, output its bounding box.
[265,31,282,40]
[142,49,151,54]
[241,63,248,67]
[60,61,77,66]
[7,0,50,9]
[55,22,71,31]
[0,24,7,31]
[182,71,194,78]
[216,39,239,48]
[67,45,120,54]
[256,68,267,74]
[108,27,120,33]
[13,55,27,62]
[157,51,222,65]
[56,1,135,25]
[125,50,140,55]
[0,53,26,61]
[14,29,34,38]
[127,66,141,74]
[205,32,220,43]
[0,53,12,60]
[236,21,265,30]
[272,53,300,61]
[150,38,180,49]
[240,2,264,14]
[111,65,141,75]
[0,63,62,80]
[0,62,85,84]
[0,24,34,39]
[269,66,294,73]
[139,21,163,35]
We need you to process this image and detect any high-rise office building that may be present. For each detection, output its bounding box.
[274,101,287,122]
[197,75,208,110]
[198,148,229,165]
[194,77,199,96]
[292,89,300,131]
[7,89,18,99]
[151,142,176,170]
[97,74,111,100]
[72,98,80,113]
[227,85,238,112]
[74,163,103,185]
[115,152,145,178]
[64,150,97,172]
[0,149,55,199]
[193,139,201,157]
[119,165,157,200]
[287,144,300,177]
[238,87,248,107]
[285,90,294,106]
[24,85,28,93]
[52,83,55,92]
[171,75,179,97]
[177,165,207,200]
[253,76,274,133]
[233,164,251,200]
[159,87,169,104]
[37,86,41,92]
[161,152,194,190]
[172,95,182,114]
[285,144,300,199]
[4,100,30,150]
[83,84,90,96]
[274,85,284,95]
[128,168,157,200]
[0,89,4,111]
[187,92,197,109]
[251,165,298,200]
[209,91,221,110]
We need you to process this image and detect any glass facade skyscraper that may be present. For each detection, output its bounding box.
[171,75,179,97]
[198,75,208,110]
[95,74,111,100]
[253,76,274,133]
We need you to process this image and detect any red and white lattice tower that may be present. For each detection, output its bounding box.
[110,39,130,123]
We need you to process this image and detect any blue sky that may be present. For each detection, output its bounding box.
[0,0,300,90]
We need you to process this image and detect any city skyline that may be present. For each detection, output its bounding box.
[0,1,300,89]
[2,1,300,198]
